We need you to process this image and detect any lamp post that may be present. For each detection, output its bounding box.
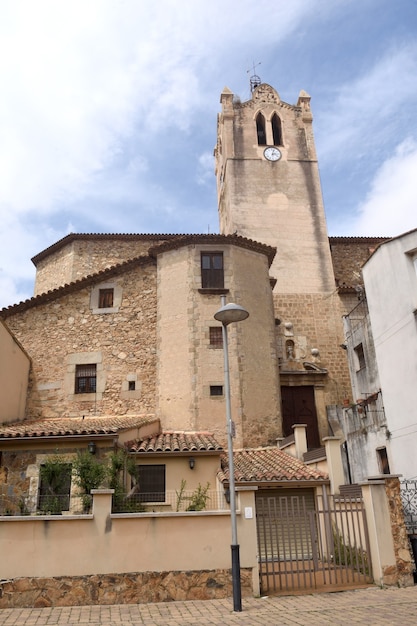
[214,296,249,612]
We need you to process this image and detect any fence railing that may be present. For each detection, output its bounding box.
[1,490,228,516]
[112,489,228,513]
[400,479,417,534]
[0,493,89,516]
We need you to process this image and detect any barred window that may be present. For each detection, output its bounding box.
[201,252,224,289]
[210,385,223,397]
[209,327,223,348]
[75,364,97,394]
[98,288,114,309]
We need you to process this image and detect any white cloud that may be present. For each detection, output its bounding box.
[317,41,417,164]
[197,152,214,186]
[353,139,417,236]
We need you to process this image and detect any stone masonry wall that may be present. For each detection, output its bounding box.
[383,477,414,586]
[275,290,351,441]
[34,237,169,296]
[0,569,253,608]
[5,262,157,419]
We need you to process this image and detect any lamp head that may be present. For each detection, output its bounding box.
[214,302,249,326]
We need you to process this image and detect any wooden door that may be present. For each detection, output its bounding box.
[281,386,320,449]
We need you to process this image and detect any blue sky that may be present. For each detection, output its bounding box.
[1,0,417,308]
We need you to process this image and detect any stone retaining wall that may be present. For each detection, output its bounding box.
[0,569,253,608]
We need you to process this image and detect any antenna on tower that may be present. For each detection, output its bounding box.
[247,61,261,92]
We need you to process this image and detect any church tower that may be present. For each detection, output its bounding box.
[215,81,349,449]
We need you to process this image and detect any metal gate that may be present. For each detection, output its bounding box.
[256,487,373,593]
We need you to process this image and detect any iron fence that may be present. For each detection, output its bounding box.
[112,489,228,513]
[0,493,89,516]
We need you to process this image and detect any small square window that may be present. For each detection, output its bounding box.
[128,380,136,391]
[98,288,114,309]
[209,327,223,348]
[210,385,223,397]
[75,364,97,394]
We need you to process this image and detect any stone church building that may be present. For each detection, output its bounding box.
[1,81,384,453]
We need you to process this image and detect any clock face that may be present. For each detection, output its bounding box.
[264,147,282,162]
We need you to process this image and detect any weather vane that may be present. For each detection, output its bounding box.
[247,61,261,92]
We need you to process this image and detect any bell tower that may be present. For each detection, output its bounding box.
[214,81,349,449]
[214,82,335,294]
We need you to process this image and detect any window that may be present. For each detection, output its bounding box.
[354,343,366,371]
[128,380,136,391]
[256,112,266,145]
[210,385,223,396]
[377,447,390,475]
[137,465,165,502]
[201,252,224,289]
[209,327,223,348]
[38,462,72,513]
[75,364,97,394]
[98,288,114,309]
[271,113,282,146]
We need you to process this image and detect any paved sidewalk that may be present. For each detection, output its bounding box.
[1,586,417,626]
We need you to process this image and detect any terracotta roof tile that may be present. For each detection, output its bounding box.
[0,415,157,439]
[127,431,224,453]
[0,255,155,317]
[219,447,328,483]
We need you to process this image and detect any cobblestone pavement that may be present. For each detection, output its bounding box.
[1,586,417,626]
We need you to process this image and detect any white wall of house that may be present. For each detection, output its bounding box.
[362,229,417,479]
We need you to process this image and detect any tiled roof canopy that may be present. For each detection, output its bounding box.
[0,415,158,440]
[219,447,328,484]
[127,431,224,454]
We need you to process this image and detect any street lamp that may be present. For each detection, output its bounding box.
[214,296,249,612]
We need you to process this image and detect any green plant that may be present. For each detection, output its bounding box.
[186,482,210,511]
[18,497,30,516]
[332,525,370,576]
[175,479,187,511]
[39,455,72,514]
[73,451,107,511]
[108,449,145,513]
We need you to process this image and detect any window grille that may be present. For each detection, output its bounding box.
[210,385,223,396]
[137,465,166,502]
[209,327,223,347]
[75,364,97,394]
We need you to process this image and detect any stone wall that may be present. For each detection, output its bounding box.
[5,262,157,419]
[0,569,253,608]
[33,236,170,296]
[275,290,351,443]
[383,476,414,586]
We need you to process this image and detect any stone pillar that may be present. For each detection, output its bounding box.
[383,476,414,586]
[322,437,344,495]
[91,489,114,531]
[361,477,413,587]
[292,424,307,460]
